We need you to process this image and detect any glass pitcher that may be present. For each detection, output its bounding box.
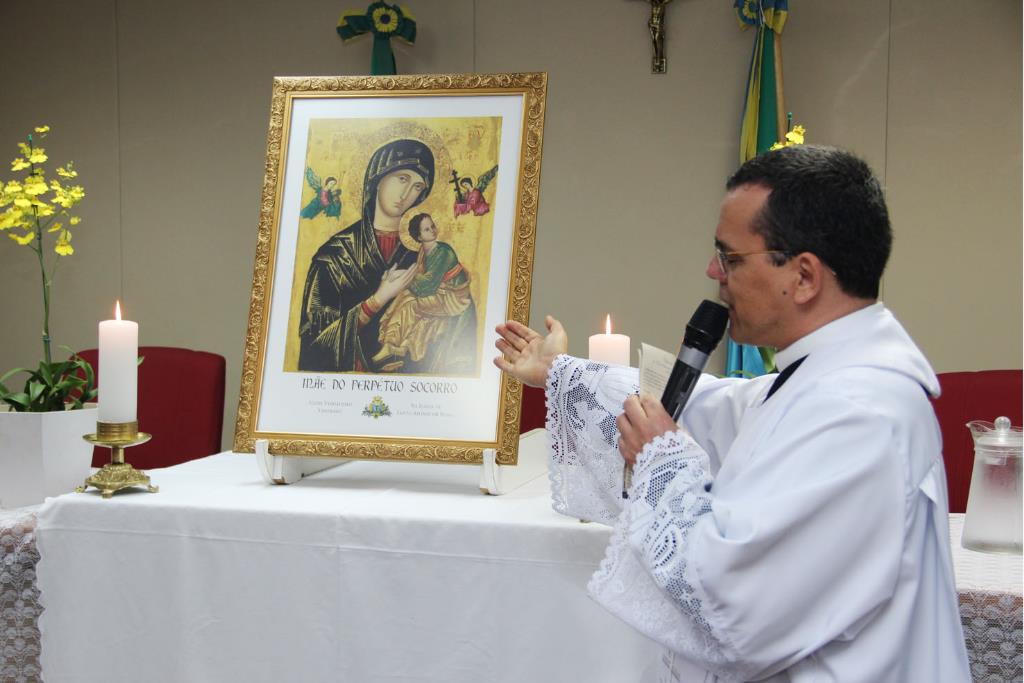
[961,416,1022,554]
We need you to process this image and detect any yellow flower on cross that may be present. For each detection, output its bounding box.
[372,6,399,33]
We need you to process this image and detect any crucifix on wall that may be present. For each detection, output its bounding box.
[645,0,673,74]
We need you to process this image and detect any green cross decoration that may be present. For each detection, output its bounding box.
[337,2,416,75]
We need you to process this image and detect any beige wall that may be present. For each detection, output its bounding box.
[1,0,1020,450]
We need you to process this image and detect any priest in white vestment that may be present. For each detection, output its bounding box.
[494,146,970,682]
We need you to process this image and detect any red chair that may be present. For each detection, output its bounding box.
[76,346,226,470]
[931,370,1022,513]
[520,384,547,433]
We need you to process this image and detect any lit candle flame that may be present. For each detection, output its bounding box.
[605,314,612,335]
[115,300,122,321]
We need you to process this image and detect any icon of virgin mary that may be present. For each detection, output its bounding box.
[298,138,477,375]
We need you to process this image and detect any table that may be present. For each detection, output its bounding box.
[33,453,662,683]
[948,514,1023,682]
[5,456,1021,682]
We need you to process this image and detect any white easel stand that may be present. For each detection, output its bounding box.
[255,439,348,484]
[479,428,549,496]
[253,428,549,495]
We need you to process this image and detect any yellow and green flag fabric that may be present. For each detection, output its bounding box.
[727,0,788,378]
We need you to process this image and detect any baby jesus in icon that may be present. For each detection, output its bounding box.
[373,213,473,371]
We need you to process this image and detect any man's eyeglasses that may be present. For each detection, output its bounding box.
[715,247,790,274]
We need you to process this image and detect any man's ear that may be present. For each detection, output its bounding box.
[790,252,828,305]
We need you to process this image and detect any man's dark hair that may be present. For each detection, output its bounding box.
[726,145,891,299]
[408,212,431,241]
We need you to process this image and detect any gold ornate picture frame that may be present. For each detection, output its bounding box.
[233,73,546,465]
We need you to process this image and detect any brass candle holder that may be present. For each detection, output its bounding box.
[77,421,159,499]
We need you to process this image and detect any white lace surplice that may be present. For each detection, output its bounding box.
[545,354,637,525]
[546,355,733,680]
[543,304,972,683]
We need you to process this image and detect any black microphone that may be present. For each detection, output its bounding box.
[623,300,729,499]
[660,300,730,421]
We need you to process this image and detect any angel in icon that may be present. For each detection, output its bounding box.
[450,164,498,217]
[300,168,342,219]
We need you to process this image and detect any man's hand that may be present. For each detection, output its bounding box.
[493,315,568,388]
[616,394,679,465]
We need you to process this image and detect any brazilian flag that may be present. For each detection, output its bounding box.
[727,0,789,378]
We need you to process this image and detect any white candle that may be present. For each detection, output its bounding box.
[98,301,138,423]
[588,314,631,366]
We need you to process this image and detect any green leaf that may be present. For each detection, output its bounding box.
[81,357,96,387]
[28,380,45,403]
[4,392,30,410]
[137,355,145,366]
[0,367,32,385]
[37,361,54,386]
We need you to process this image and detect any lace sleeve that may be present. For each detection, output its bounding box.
[587,430,744,682]
[545,354,639,525]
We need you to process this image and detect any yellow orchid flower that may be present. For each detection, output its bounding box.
[0,211,20,230]
[22,178,48,196]
[55,229,73,255]
[3,126,88,380]
[770,123,808,151]
[784,126,805,145]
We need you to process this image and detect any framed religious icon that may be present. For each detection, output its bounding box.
[233,73,547,465]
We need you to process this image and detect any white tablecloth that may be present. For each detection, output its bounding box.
[27,457,1024,682]
[35,453,661,683]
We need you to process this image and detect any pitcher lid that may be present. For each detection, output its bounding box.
[969,416,1023,448]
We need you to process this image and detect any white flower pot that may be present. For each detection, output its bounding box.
[0,405,97,508]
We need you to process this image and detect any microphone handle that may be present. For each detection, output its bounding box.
[661,346,711,419]
[624,349,709,499]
